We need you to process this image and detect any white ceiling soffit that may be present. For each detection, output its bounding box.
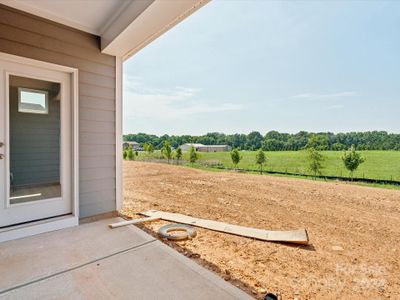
[0,0,132,35]
[0,0,209,59]
[101,0,210,60]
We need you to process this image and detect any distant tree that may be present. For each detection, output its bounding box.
[247,131,263,150]
[255,148,266,174]
[306,147,324,179]
[189,146,198,164]
[161,141,172,163]
[342,145,365,180]
[123,130,400,152]
[230,148,242,169]
[332,143,346,151]
[306,135,317,148]
[175,147,182,164]
[127,146,134,160]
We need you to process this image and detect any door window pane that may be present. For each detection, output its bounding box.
[18,88,48,114]
[9,76,61,204]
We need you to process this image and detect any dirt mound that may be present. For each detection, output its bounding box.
[122,161,400,299]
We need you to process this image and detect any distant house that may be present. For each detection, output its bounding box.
[123,141,141,150]
[180,143,231,152]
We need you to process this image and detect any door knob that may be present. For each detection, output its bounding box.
[0,142,3,147]
[0,154,4,160]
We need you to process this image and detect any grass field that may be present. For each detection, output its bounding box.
[191,150,400,181]
[138,150,400,182]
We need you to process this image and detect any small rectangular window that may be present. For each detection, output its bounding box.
[18,87,48,114]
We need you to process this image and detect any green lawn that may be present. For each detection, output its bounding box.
[179,150,400,181]
[136,150,400,181]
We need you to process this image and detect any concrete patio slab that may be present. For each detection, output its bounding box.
[0,218,154,293]
[0,218,252,299]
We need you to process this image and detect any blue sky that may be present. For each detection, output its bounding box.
[123,0,400,135]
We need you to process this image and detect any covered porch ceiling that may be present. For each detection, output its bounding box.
[0,0,209,59]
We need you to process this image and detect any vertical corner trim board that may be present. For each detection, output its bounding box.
[141,210,309,245]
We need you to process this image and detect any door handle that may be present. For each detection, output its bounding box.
[0,142,3,147]
[0,154,4,160]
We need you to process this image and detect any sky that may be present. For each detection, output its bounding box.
[123,0,400,136]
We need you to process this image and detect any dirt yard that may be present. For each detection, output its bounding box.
[121,161,400,299]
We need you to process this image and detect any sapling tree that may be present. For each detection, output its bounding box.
[255,148,266,174]
[175,147,182,164]
[127,146,134,160]
[189,146,198,164]
[146,143,154,157]
[161,141,172,163]
[342,145,365,180]
[230,148,242,169]
[306,147,324,179]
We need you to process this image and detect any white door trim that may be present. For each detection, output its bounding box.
[0,52,79,242]
[115,56,123,211]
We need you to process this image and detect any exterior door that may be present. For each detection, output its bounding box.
[0,58,72,227]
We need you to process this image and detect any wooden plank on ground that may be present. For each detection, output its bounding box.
[109,217,160,229]
[141,210,309,245]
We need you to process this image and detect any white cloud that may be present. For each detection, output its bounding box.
[290,91,358,101]
[123,76,244,120]
[326,104,345,110]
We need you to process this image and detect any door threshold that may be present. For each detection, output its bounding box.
[0,214,78,243]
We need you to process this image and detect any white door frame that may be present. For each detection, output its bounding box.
[0,52,79,242]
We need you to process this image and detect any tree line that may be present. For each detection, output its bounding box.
[124,130,400,151]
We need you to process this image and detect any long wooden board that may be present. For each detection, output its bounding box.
[141,210,309,245]
[109,217,160,229]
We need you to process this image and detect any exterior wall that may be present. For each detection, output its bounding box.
[180,144,231,152]
[180,144,204,152]
[123,142,140,150]
[0,5,117,217]
[197,146,231,152]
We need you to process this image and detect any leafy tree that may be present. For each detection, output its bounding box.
[161,141,172,163]
[255,148,266,174]
[123,150,128,160]
[342,145,365,180]
[306,147,324,179]
[127,146,134,160]
[306,135,318,149]
[230,148,242,169]
[175,147,182,164]
[146,143,154,155]
[189,146,198,164]
[247,131,263,150]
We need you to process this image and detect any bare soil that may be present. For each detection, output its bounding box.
[121,161,400,299]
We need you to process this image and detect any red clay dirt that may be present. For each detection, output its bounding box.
[121,161,400,299]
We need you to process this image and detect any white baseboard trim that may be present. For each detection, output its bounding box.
[0,215,78,243]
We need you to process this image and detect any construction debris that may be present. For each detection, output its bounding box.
[108,216,160,229]
[142,210,309,245]
[158,223,197,241]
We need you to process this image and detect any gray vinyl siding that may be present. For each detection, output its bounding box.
[0,5,116,217]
